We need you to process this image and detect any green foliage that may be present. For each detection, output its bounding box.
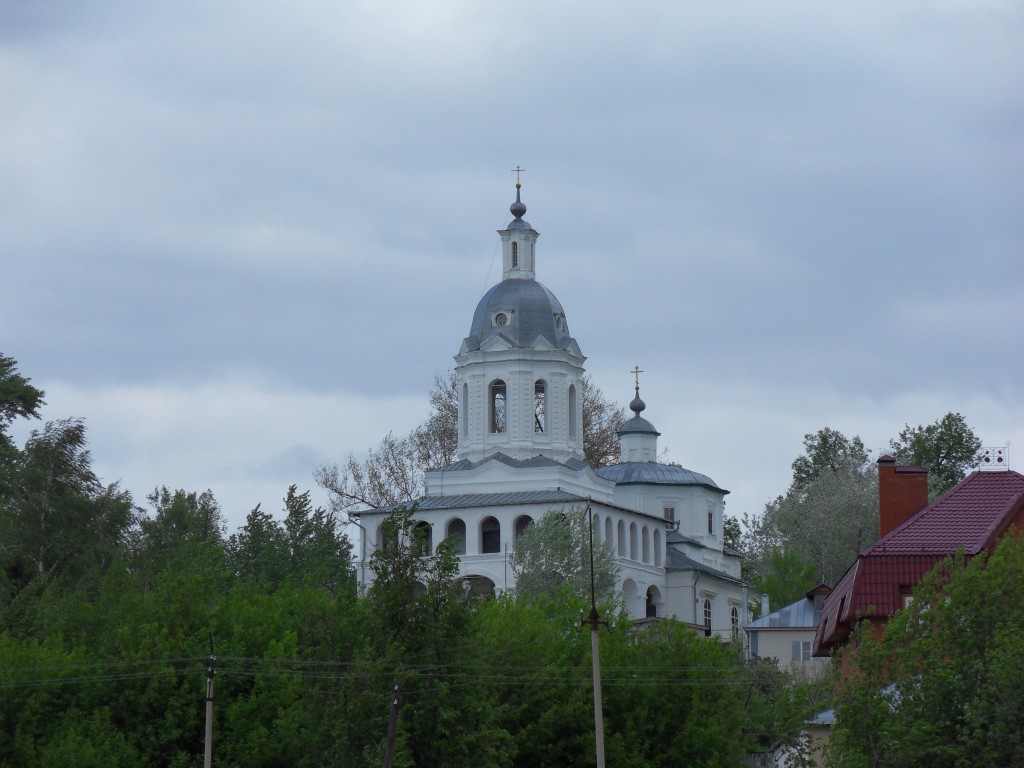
[888,412,982,499]
[790,428,870,495]
[829,535,1024,767]
[750,547,819,615]
[510,506,619,604]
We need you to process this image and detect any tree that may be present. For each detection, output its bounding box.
[281,484,352,591]
[828,534,1024,767]
[580,374,627,468]
[742,427,876,592]
[227,503,289,588]
[0,353,45,477]
[509,506,619,604]
[1,419,137,611]
[888,412,982,499]
[316,373,626,517]
[790,427,869,496]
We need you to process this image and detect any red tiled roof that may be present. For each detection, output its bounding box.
[814,470,1024,655]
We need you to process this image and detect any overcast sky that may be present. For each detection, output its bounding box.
[3,0,1022,533]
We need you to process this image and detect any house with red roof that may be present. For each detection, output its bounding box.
[814,453,1024,660]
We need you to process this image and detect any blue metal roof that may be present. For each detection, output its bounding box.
[463,278,577,352]
[433,452,590,473]
[596,462,725,492]
[372,489,588,514]
[746,596,821,630]
[664,549,743,583]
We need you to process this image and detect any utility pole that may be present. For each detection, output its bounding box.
[383,680,401,768]
[204,637,215,768]
[582,504,606,768]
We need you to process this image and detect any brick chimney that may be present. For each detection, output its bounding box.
[877,455,929,537]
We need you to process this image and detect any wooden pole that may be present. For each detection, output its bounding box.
[383,681,401,768]
[583,504,606,768]
[204,643,215,768]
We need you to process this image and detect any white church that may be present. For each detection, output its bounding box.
[355,183,745,635]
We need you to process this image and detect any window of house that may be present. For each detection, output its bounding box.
[663,506,675,525]
[490,380,506,433]
[534,381,545,432]
[511,241,518,268]
[731,606,740,640]
[707,501,715,534]
[792,641,812,662]
[703,599,712,636]
[480,517,501,554]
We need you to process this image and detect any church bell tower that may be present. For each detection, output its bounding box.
[454,183,586,463]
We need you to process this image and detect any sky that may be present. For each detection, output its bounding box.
[3,0,1022,533]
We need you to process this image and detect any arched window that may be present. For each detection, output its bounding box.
[514,515,533,544]
[629,522,638,560]
[412,521,432,556]
[490,380,506,433]
[568,384,578,438]
[480,516,501,554]
[731,606,740,640]
[653,529,662,567]
[591,514,600,543]
[460,383,468,439]
[616,520,626,556]
[376,523,397,550]
[641,525,650,564]
[646,587,660,618]
[703,599,712,636]
[605,517,613,548]
[534,380,546,433]
[446,518,466,555]
[511,241,518,268]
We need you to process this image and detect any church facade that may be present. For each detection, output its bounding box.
[354,184,744,634]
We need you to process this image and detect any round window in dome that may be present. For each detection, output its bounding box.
[494,313,508,326]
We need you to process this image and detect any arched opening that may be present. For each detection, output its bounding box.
[703,598,712,636]
[412,521,432,556]
[376,522,397,550]
[511,241,518,268]
[568,384,578,438]
[489,380,507,433]
[514,515,533,544]
[629,522,638,560]
[459,575,496,598]
[653,529,662,567]
[605,517,613,549]
[592,514,601,544]
[622,579,639,617]
[445,518,466,555]
[641,525,650,564]
[534,380,546,433]
[480,516,501,554]
[412,580,428,596]
[616,520,626,556]
[645,586,662,618]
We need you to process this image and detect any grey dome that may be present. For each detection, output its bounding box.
[618,415,660,435]
[596,462,725,492]
[462,278,577,351]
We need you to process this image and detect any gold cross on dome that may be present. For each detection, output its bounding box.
[510,165,526,184]
[631,365,644,390]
